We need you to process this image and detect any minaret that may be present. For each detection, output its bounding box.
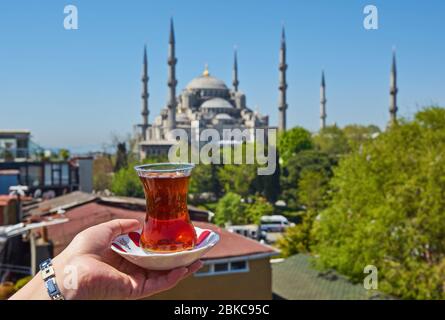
[140,45,149,140]
[278,26,288,132]
[320,71,327,130]
[167,18,177,132]
[232,48,239,92]
[389,49,398,124]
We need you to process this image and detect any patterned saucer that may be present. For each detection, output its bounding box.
[111,227,219,270]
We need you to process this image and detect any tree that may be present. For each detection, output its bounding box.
[110,163,144,198]
[110,156,170,198]
[343,124,381,151]
[93,155,114,191]
[278,169,329,256]
[114,142,128,172]
[278,126,313,166]
[280,149,333,209]
[313,124,350,157]
[58,149,70,161]
[217,164,257,198]
[297,170,329,211]
[245,196,274,225]
[314,107,445,299]
[277,210,317,257]
[189,164,219,195]
[214,192,247,226]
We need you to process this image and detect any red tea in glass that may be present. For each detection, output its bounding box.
[135,163,197,252]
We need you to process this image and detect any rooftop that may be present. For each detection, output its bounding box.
[41,198,276,260]
[23,191,97,216]
[272,254,387,300]
[0,130,31,135]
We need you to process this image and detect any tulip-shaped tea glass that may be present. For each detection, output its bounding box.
[135,163,197,252]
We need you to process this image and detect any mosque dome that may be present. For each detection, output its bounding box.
[201,97,234,110]
[186,65,228,91]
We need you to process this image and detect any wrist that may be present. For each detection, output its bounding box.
[51,254,82,300]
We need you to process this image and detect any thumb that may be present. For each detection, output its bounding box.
[97,219,141,241]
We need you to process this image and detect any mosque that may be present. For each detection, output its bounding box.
[134,19,398,158]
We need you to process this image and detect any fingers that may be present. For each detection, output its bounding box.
[137,260,204,298]
[98,219,141,241]
[184,260,204,277]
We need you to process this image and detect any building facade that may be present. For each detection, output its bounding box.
[135,20,280,159]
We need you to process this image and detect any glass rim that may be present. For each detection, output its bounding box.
[134,162,195,173]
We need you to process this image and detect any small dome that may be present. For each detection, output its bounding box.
[201,97,234,109]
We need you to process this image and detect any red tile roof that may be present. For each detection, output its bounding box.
[46,202,277,260]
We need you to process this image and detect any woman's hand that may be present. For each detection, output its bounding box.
[10,219,203,300]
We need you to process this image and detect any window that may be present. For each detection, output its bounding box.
[214,263,229,272]
[230,260,247,271]
[71,168,78,185]
[194,259,249,277]
[195,264,210,275]
[28,165,43,187]
[52,164,61,185]
[44,164,52,186]
[61,164,69,185]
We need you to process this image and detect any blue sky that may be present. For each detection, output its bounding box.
[0,0,444,151]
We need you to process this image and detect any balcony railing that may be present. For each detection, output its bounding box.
[0,148,29,161]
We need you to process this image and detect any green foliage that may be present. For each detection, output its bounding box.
[313,124,350,157]
[245,196,274,224]
[214,192,246,226]
[189,164,219,195]
[93,155,114,191]
[278,126,313,165]
[343,124,381,150]
[214,193,275,226]
[217,164,257,197]
[58,148,70,161]
[280,149,333,209]
[110,155,169,197]
[277,210,317,257]
[114,142,128,172]
[314,107,445,299]
[278,169,330,257]
[111,162,144,198]
[297,170,329,211]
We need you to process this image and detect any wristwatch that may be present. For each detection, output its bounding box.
[39,258,65,300]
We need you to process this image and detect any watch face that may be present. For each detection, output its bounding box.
[39,259,52,269]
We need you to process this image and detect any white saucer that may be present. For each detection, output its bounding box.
[111,226,220,271]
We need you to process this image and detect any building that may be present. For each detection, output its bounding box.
[0,157,93,196]
[150,221,276,300]
[135,19,284,158]
[0,130,93,196]
[20,192,278,299]
[0,130,33,161]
